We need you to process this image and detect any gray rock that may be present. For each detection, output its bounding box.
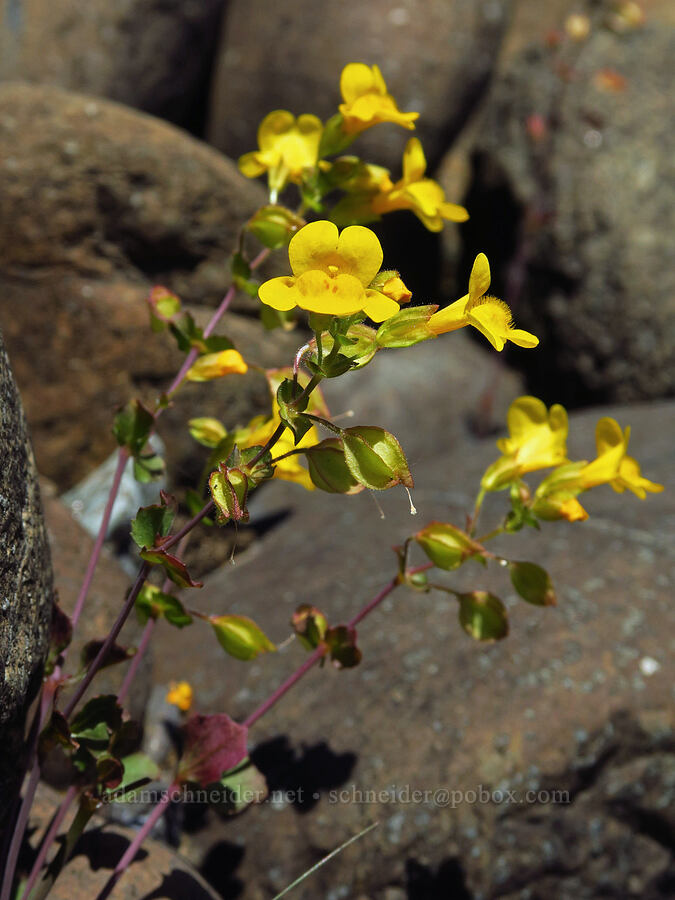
[0,330,52,836]
[459,15,675,403]
[0,0,225,133]
[207,0,513,172]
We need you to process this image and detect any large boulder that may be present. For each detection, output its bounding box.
[0,0,225,133]
[456,14,675,404]
[151,396,674,898]
[207,0,513,172]
[0,83,301,490]
[0,330,52,837]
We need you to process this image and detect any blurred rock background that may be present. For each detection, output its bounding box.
[0,0,673,897]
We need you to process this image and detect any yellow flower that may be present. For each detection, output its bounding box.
[371,138,469,232]
[189,417,228,448]
[258,220,400,322]
[186,349,248,382]
[481,396,569,491]
[166,681,193,712]
[381,275,412,304]
[339,63,419,135]
[428,253,539,351]
[238,110,323,199]
[532,417,662,520]
[612,456,664,499]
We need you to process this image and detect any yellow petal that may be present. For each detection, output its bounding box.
[468,253,491,305]
[258,110,295,150]
[337,225,384,286]
[340,63,379,104]
[466,296,513,351]
[258,275,298,311]
[612,455,664,498]
[294,270,365,316]
[427,295,469,335]
[402,137,427,182]
[509,329,540,348]
[186,350,248,382]
[381,275,412,303]
[289,220,339,277]
[362,289,400,323]
[439,201,469,223]
[238,151,267,178]
[506,396,549,441]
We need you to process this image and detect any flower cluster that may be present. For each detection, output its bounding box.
[480,396,663,523]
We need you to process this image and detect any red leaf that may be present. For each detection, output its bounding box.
[179,714,248,787]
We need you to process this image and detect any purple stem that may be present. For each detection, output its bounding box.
[20,785,78,900]
[61,563,150,720]
[117,618,155,706]
[94,783,180,900]
[242,577,401,730]
[70,448,130,632]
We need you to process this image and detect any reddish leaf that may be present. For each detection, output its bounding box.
[179,713,249,787]
[139,547,203,588]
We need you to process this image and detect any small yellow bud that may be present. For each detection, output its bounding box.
[186,349,248,382]
[166,681,193,712]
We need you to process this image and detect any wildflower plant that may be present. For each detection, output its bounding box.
[1,62,663,900]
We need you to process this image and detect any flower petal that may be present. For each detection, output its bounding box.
[258,276,298,311]
[508,328,540,348]
[258,110,295,150]
[289,220,339,277]
[440,201,470,223]
[468,253,491,305]
[340,63,378,103]
[427,295,469,335]
[295,270,365,316]
[337,225,384,285]
[362,289,400,323]
[238,151,267,178]
[402,137,427,182]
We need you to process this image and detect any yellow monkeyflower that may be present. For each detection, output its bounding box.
[532,417,662,521]
[238,110,323,199]
[339,63,419,135]
[258,220,400,322]
[613,456,664,499]
[371,138,469,232]
[166,681,193,712]
[481,397,569,491]
[428,253,539,351]
[186,349,248,382]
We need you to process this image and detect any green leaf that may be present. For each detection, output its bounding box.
[70,695,122,744]
[376,305,438,348]
[217,756,268,813]
[147,286,182,328]
[133,452,165,483]
[414,522,486,570]
[318,113,354,157]
[131,501,175,550]
[139,548,203,589]
[342,426,413,490]
[276,378,313,442]
[508,561,556,606]
[458,591,509,641]
[135,582,193,627]
[209,614,275,661]
[105,752,161,801]
[112,399,154,456]
[260,304,296,331]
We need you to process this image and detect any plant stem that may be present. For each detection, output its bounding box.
[61,563,150,720]
[70,448,130,632]
[247,422,286,468]
[243,576,401,729]
[94,783,180,900]
[162,500,215,552]
[117,618,155,706]
[20,785,78,900]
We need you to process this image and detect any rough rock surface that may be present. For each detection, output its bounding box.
[460,15,675,404]
[151,397,674,898]
[0,83,299,490]
[0,0,225,133]
[0,329,52,836]
[207,0,513,172]
[26,783,221,900]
